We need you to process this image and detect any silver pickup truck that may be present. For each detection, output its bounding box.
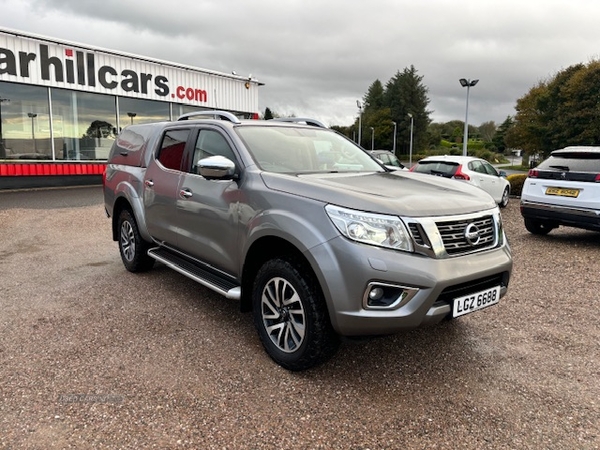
[103,111,512,370]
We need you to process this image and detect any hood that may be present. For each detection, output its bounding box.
[260,171,496,217]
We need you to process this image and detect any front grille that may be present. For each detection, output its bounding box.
[408,223,426,246]
[436,215,496,256]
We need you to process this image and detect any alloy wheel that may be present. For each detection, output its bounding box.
[120,220,135,262]
[260,277,306,353]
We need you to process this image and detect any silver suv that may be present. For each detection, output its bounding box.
[521,146,600,234]
[103,111,512,370]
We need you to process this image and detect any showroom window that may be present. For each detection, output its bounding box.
[51,89,117,160]
[0,81,51,160]
[118,97,171,129]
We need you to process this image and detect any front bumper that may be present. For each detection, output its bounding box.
[307,235,512,336]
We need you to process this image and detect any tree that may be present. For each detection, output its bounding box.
[363,79,385,111]
[491,116,513,154]
[84,120,115,139]
[347,66,431,153]
[264,107,274,120]
[364,108,393,150]
[509,60,600,157]
[550,60,600,146]
[506,82,549,155]
[478,121,497,142]
[384,66,432,154]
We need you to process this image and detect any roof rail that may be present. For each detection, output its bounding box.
[269,117,327,128]
[177,111,242,124]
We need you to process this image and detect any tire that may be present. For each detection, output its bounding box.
[117,209,155,272]
[524,218,554,236]
[499,187,510,208]
[252,258,339,371]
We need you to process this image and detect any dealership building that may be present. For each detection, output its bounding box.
[0,27,261,189]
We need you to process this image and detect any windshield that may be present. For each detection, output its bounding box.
[236,126,384,173]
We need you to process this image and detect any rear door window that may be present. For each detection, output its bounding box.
[482,161,499,176]
[469,160,487,174]
[157,129,191,171]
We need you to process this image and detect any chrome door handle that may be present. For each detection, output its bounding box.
[180,189,193,198]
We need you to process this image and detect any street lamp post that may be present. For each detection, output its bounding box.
[392,121,397,155]
[356,100,363,146]
[370,127,374,150]
[407,113,414,167]
[27,112,37,153]
[459,78,479,156]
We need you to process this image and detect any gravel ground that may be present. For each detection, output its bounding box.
[0,187,598,449]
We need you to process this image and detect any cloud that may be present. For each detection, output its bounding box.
[2,0,600,128]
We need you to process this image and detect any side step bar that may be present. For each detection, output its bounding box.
[147,247,241,300]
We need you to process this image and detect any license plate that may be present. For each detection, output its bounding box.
[545,187,580,198]
[453,286,500,318]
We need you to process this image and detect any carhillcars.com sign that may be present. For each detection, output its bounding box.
[0,28,257,111]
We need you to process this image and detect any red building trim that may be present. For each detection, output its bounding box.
[0,162,107,176]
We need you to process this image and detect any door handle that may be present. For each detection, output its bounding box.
[179,188,193,198]
[145,180,154,187]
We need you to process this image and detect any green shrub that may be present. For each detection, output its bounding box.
[468,140,485,151]
[474,149,494,162]
[507,173,528,197]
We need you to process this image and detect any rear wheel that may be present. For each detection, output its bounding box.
[524,218,555,235]
[117,209,155,272]
[252,258,339,371]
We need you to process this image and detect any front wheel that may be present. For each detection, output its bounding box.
[117,209,155,272]
[252,258,339,371]
[499,187,510,208]
[524,218,555,235]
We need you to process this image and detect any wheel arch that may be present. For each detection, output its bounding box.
[111,187,151,243]
[240,236,319,313]
[111,196,132,241]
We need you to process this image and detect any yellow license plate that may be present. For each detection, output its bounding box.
[545,187,580,198]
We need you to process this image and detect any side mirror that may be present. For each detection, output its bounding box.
[198,155,236,179]
[498,170,507,178]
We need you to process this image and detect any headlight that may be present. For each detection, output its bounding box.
[325,205,413,252]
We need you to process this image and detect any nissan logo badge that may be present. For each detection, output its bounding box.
[464,223,481,246]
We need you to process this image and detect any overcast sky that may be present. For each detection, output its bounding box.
[1,0,598,128]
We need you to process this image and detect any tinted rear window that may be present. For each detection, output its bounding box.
[413,161,458,176]
[538,153,600,172]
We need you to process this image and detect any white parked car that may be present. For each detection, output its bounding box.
[410,155,510,207]
[520,146,600,235]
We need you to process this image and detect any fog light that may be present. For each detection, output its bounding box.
[363,282,419,310]
[368,287,384,301]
